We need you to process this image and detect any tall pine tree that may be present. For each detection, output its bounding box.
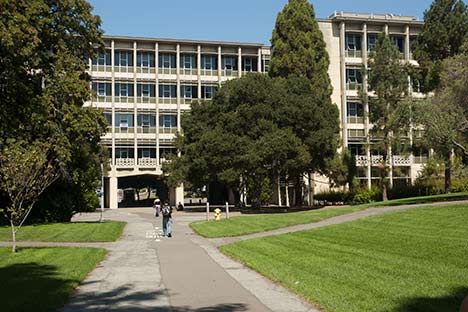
[270,0,339,205]
[414,0,468,91]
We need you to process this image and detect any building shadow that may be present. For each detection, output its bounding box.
[395,287,468,312]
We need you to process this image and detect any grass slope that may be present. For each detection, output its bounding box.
[191,192,468,238]
[0,221,126,242]
[221,204,468,312]
[0,247,107,312]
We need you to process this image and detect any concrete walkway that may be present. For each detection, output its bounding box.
[2,200,466,311]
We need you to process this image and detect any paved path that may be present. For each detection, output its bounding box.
[2,200,466,311]
[210,200,468,247]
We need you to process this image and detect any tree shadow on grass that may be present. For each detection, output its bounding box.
[0,262,79,312]
[395,287,468,312]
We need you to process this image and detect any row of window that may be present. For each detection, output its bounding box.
[92,51,259,71]
[345,33,416,55]
[92,82,216,99]
[112,147,177,159]
[345,68,421,92]
[348,144,428,158]
[104,113,178,128]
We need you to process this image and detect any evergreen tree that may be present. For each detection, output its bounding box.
[269,0,339,205]
[363,35,411,201]
[414,0,468,91]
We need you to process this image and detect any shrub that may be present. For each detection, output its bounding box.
[351,188,381,205]
[315,191,353,205]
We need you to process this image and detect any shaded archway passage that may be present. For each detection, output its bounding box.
[117,175,169,208]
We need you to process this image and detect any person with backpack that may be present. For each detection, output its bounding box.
[161,201,173,238]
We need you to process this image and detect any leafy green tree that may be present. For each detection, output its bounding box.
[165,74,312,208]
[327,150,358,191]
[415,54,468,193]
[0,140,59,252]
[363,34,412,201]
[0,0,106,222]
[269,0,339,205]
[414,0,468,91]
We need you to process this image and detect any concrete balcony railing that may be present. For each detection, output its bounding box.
[345,50,363,58]
[115,158,135,168]
[355,155,412,167]
[138,158,157,167]
[346,82,363,91]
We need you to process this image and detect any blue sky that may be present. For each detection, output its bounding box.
[88,0,434,44]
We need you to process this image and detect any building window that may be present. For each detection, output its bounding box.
[367,34,377,52]
[137,114,156,127]
[159,53,176,68]
[181,54,196,69]
[159,115,177,128]
[103,112,112,126]
[115,148,134,159]
[115,50,133,66]
[201,55,217,70]
[201,85,216,99]
[137,84,155,97]
[409,36,417,59]
[181,85,197,99]
[348,129,365,138]
[242,57,258,72]
[222,56,237,70]
[159,84,176,98]
[115,83,134,97]
[92,51,111,66]
[92,82,111,96]
[391,35,405,54]
[348,144,365,156]
[347,102,364,123]
[116,113,134,128]
[346,68,363,90]
[137,52,155,67]
[346,33,362,57]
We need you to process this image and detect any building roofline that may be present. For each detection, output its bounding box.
[102,35,267,47]
[325,12,424,25]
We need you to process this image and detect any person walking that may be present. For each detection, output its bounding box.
[153,198,161,217]
[161,201,173,238]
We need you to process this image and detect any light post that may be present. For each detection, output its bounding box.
[99,162,104,222]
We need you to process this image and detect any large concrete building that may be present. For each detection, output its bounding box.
[86,12,425,208]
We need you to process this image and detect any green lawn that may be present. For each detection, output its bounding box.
[191,192,468,238]
[0,221,126,242]
[0,247,107,312]
[221,204,468,312]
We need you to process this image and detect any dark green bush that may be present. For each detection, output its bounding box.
[315,191,353,204]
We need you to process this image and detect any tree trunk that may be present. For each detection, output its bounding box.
[308,172,314,207]
[285,176,290,207]
[445,153,452,194]
[277,175,282,206]
[10,220,16,253]
[382,179,388,201]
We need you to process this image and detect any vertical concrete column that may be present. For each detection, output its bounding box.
[388,146,394,188]
[109,175,118,209]
[175,184,184,207]
[238,47,242,78]
[405,25,410,62]
[197,45,201,100]
[384,24,389,35]
[111,40,116,166]
[257,48,262,72]
[217,46,222,85]
[339,21,348,148]
[133,41,138,169]
[363,23,372,189]
[155,43,160,170]
[176,44,181,132]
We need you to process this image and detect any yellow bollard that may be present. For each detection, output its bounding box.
[214,208,221,221]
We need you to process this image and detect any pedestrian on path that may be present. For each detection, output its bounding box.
[153,198,161,217]
[161,201,173,238]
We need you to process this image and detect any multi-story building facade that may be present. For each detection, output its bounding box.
[86,12,426,208]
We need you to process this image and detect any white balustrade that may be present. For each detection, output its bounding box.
[355,155,369,166]
[355,155,412,167]
[138,158,157,167]
[115,158,135,168]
